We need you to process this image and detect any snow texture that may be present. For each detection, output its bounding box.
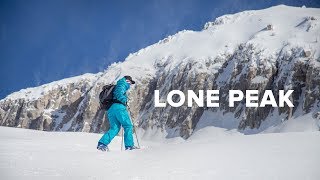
[0,126,319,180]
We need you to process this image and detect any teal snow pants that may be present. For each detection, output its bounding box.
[98,103,134,147]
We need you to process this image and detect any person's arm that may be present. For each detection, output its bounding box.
[113,79,127,105]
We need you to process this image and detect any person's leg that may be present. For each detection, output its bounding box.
[98,110,121,145]
[116,109,134,147]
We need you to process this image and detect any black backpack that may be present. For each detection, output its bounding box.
[99,84,115,110]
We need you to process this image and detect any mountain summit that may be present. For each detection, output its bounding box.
[1,5,319,138]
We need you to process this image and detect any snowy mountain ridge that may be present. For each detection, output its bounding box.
[0,73,102,101]
[1,5,320,138]
[2,5,319,101]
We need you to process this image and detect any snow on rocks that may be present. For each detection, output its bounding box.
[1,73,102,102]
[1,5,320,137]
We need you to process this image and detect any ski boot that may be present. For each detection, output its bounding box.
[97,142,109,152]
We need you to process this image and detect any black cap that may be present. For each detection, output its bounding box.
[124,75,135,84]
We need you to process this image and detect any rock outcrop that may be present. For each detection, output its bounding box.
[1,5,319,138]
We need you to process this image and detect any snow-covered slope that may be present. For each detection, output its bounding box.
[1,126,319,180]
[120,5,320,76]
[1,5,320,137]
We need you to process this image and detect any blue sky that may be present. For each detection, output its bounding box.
[1,0,319,99]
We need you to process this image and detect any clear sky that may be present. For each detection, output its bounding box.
[1,0,319,99]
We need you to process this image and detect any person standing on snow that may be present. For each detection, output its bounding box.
[97,76,137,151]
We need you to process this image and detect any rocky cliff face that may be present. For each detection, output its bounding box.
[1,5,319,138]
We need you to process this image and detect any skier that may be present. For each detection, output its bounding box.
[97,76,137,151]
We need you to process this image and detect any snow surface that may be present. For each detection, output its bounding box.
[0,126,319,180]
